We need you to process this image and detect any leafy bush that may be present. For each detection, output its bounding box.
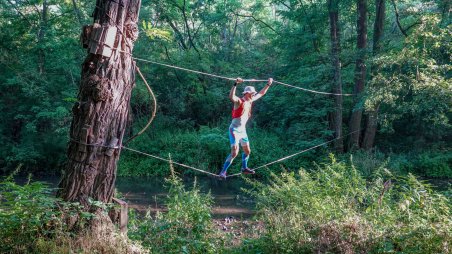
[0,173,69,253]
[0,170,140,253]
[389,150,452,178]
[412,151,452,178]
[348,149,452,178]
[128,167,221,253]
[243,156,451,254]
[346,149,387,178]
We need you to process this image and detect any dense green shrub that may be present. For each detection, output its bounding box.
[128,170,222,253]
[0,171,137,253]
[0,172,69,253]
[348,149,452,178]
[243,156,451,254]
[411,151,452,178]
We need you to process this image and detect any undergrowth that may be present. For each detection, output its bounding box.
[240,155,451,253]
[128,165,222,253]
[0,167,143,254]
[349,149,452,178]
[1,156,450,254]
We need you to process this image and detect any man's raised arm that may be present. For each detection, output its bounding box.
[253,78,273,101]
[229,78,243,103]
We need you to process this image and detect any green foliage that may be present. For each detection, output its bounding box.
[0,0,83,174]
[390,150,452,178]
[0,175,63,253]
[367,15,451,143]
[345,148,452,179]
[142,21,172,41]
[128,171,221,253]
[0,171,95,253]
[243,156,451,253]
[0,169,139,253]
[0,0,450,184]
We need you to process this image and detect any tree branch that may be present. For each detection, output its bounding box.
[234,12,277,33]
[163,15,188,50]
[180,0,201,56]
[6,0,35,27]
[23,0,42,20]
[390,0,408,37]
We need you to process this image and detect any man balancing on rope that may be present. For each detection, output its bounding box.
[218,77,273,179]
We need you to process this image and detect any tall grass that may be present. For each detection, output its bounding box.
[2,157,449,254]
[128,165,222,253]
[242,155,451,253]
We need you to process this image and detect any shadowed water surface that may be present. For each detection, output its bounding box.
[116,176,255,218]
[13,175,256,219]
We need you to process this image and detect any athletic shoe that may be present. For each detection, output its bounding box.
[218,172,227,179]
[241,168,255,174]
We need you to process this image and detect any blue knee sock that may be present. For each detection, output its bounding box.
[242,153,249,169]
[220,154,234,175]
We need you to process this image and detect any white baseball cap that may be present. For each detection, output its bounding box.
[242,86,257,95]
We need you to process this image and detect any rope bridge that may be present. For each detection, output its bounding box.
[75,51,357,179]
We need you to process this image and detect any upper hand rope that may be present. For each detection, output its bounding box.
[273,80,350,96]
[129,55,352,96]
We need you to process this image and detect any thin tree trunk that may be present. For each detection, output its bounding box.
[372,0,385,53]
[363,104,379,149]
[362,0,385,149]
[72,0,83,25]
[58,0,142,210]
[328,0,344,153]
[348,0,367,150]
[37,0,48,74]
[181,0,200,56]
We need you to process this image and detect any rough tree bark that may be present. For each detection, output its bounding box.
[58,0,141,212]
[362,0,385,149]
[348,0,367,150]
[328,0,344,153]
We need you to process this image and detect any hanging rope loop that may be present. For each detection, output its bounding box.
[124,66,157,145]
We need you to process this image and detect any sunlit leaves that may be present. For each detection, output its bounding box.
[142,20,172,41]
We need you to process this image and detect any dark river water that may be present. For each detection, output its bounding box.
[13,175,256,219]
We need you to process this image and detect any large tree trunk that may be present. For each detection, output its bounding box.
[362,0,385,149]
[58,0,141,209]
[348,0,367,150]
[328,0,344,153]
